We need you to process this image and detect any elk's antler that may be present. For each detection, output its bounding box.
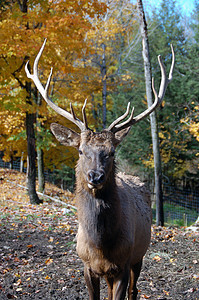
[107,45,175,133]
[25,39,89,131]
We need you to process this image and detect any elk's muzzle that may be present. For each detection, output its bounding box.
[87,170,105,189]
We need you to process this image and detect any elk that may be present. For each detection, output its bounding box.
[25,39,174,300]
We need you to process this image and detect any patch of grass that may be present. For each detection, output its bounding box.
[153,202,198,226]
[0,212,10,218]
[66,241,75,247]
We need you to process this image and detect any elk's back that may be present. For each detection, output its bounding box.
[116,172,151,265]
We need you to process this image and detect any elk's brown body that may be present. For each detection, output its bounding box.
[25,39,174,299]
[51,127,151,299]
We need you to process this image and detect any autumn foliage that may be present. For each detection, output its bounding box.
[0,0,108,168]
[0,0,199,192]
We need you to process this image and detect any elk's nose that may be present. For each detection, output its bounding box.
[87,170,105,186]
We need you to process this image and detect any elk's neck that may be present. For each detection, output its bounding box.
[75,166,121,248]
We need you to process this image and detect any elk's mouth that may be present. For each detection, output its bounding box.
[87,183,103,190]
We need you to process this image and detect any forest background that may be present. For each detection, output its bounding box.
[0,0,198,205]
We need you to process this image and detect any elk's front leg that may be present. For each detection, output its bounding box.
[105,276,113,300]
[112,268,129,300]
[128,260,142,300]
[84,266,100,300]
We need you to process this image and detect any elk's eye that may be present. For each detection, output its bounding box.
[78,149,83,155]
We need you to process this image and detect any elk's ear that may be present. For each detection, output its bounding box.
[50,123,80,149]
[114,126,131,147]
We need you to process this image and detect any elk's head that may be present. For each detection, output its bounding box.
[50,121,130,190]
[25,39,174,190]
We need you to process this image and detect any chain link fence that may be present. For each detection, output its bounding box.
[1,157,198,225]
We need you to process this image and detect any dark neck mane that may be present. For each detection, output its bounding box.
[75,164,121,249]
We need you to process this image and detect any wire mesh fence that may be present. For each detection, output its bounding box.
[1,157,198,225]
[162,184,199,225]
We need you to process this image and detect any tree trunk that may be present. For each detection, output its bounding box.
[37,147,45,193]
[17,0,41,204]
[101,43,107,129]
[20,152,24,172]
[35,89,45,193]
[26,111,42,204]
[9,156,13,169]
[137,0,164,226]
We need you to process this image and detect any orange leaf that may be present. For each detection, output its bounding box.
[45,258,53,265]
[141,294,151,299]
[14,257,20,262]
[163,290,169,296]
[153,255,161,262]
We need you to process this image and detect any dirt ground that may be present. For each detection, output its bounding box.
[0,169,199,299]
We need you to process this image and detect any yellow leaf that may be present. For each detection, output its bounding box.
[153,255,161,262]
[45,258,53,265]
[170,258,176,263]
[163,290,169,296]
[159,131,166,140]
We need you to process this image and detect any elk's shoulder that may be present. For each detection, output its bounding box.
[116,172,151,207]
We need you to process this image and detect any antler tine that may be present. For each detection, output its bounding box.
[70,103,77,120]
[82,99,88,130]
[45,67,53,98]
[107,102,131,131]
[108,45,175,134]
[152,44,175,104]
[112,106,135,133]
[25,39,87,132]
[151,77,158,100]
[34,38,47,78]
[169,44,175,81]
